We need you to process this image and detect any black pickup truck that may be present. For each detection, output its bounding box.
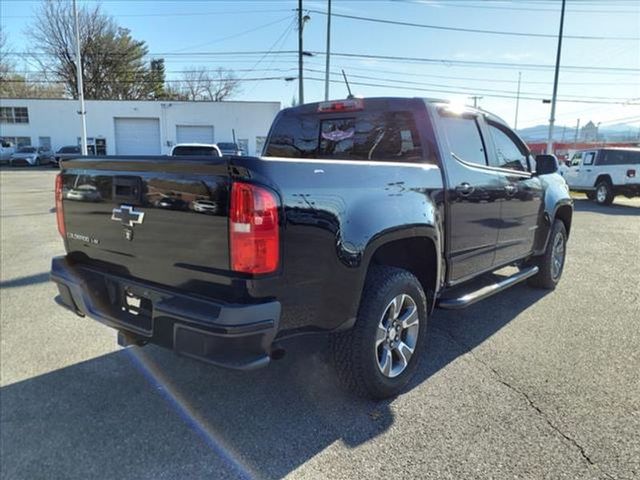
[51,97,573,399]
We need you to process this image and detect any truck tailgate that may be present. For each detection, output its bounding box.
[60,157,232,294]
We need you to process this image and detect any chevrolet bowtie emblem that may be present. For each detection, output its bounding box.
[111,205,145,227]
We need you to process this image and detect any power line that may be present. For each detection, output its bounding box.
[303,68,632,101]
[305,76,639,105]
[1,8,293,19]
[1,76,296,84]
[309,51,640,75]
[8,50,639,75]
[168,15,292,53]
[303,60,640,86]
[305,9,640,41]
[394,0,640,14]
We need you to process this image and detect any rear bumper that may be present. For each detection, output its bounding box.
[50,256,280,370]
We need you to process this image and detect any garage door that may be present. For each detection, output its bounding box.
[114,118,161,155]
[176,125,215,144]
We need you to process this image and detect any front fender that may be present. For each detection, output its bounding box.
[533,173,573,254]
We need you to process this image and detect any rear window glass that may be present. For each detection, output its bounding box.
[60,146,80,153]
[264,111,424,162]
[172,146,220,156]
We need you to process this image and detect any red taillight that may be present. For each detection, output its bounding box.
[230,182,279,274]
[55,174,65,237]
[317,98,364,113]
[627,169,636,178]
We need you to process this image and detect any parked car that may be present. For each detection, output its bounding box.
[10,146,53,166]
[0,141,16,164]
[216,142,243,156]
[170,143,222,157]
[54,145,82,167]
[65,184,102,202]
[563,147,640,205]
[191,199,220,214]
[50,97,573,399]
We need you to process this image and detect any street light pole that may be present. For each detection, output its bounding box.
[324,0,331,101]
[73,0,88,156]
[546,0,566,155]
[297,0,304,105]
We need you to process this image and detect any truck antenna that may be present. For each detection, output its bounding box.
[342,69,354,99]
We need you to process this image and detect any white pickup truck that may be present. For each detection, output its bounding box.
[563,147,639,205]
[0,140,15,164]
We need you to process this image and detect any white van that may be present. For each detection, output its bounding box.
[563,148,639,205]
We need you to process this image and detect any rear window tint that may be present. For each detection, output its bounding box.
[265,111,424,162]
[598,150,639,165]
[172,146,220,156]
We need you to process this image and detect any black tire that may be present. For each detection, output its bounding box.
[594,179,614,205]
[527,220,567,290]
[586,191,595,201]
[34,157,40,166]
[330,266,428,399]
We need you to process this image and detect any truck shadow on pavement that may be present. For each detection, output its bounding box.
[1,285,548,480]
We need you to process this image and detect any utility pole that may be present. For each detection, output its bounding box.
[547,0,566,154]
[574,118,580,145]
[514,71,522,130]
[470,96,483,108]
[324,0,331,101]
[298,0,304,105]
[73,0,88,155]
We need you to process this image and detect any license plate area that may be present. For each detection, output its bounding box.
[115,284,153,334]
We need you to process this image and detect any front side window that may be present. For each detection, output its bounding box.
[439,115,487,166]
[487,124,528,171]
[571,152,582,166]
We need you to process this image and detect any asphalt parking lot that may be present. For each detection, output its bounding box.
[1,167,639,480]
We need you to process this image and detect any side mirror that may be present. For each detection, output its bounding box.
[535,154,559,175]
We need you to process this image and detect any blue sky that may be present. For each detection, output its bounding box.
[2,0,639,129]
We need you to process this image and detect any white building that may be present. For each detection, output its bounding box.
[0,98,280,156]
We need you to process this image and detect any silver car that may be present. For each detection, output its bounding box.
[9,146,53,166]
[53,145,82,167]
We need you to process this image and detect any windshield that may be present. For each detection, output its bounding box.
[172,146,221,156]
[17,147,36,153]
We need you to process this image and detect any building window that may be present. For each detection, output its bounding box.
[39,136,52,150]
[0,136,31,147]
[0,107,29,124]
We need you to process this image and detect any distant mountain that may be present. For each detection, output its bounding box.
[517,123,640,142]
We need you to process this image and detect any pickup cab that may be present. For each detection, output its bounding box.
[50,97,573,399]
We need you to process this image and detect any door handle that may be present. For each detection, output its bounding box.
[455,182,474,196]
[504,184,517,195]
[585,169,592,172]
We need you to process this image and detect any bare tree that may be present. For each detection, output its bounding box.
[179,67,240,101]
[27,0,163,100]
[0,30,64,98]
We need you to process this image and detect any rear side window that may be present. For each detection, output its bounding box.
[264,111,423,162]
[439,115,487,166]
[598,150,639,165]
